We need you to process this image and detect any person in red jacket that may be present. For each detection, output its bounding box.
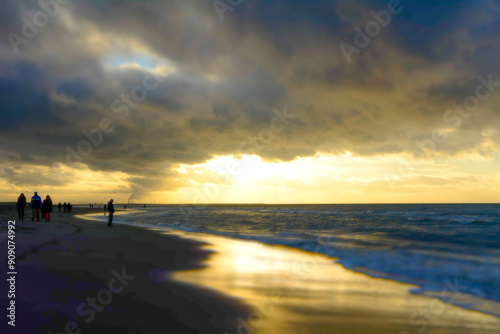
[42,195,53,223]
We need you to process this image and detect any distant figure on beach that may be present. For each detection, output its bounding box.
[143,204,146,208]
[42,195,53,223]
[104,204,107,215]
[16,193,26,221]
[67,202,72,213]
[63,202,67,213]
[58,202,62,212]
[107,199,114,226]
[30,192,42,222]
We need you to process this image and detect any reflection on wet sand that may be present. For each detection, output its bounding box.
[171,232,500,334]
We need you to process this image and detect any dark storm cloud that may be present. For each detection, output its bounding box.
[1,0,500,198]
[56,78,93,99]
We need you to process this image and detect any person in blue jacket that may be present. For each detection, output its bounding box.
[30,191,42,222]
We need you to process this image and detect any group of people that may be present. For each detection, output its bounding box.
[16,192,116,226]
[58,202,73,213]
[16,192,55,222]
[16,192,74,223]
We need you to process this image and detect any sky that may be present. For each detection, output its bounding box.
[0,0,499,204]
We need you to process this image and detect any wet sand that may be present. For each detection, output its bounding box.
[171,232,500,334]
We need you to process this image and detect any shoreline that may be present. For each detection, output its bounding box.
[83,206,500,320]
[1,206,499,333]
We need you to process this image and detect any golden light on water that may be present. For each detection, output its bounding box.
[171,232,500,333]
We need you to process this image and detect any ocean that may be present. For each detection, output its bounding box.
[86,203,500,316]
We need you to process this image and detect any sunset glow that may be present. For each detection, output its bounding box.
[1,0,499,204]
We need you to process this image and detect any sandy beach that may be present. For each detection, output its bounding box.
[0,206,250,333]
[1,205,500,333]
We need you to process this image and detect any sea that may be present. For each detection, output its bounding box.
[86,203,500,316]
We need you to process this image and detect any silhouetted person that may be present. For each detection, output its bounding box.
[30,192,42,222]
[16,193,26,221]
[107,199,114,226]
[104,204,107,215]
[58,202,62,212]
[42,195,53,223]
[63,202,67,213]
[67,202,72,213]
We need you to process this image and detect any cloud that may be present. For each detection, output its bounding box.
[1,0,499,200]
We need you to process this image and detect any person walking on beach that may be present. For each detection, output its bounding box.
[58,202,62,212]
[16,193,26,221]
[67,202,72,213]
[63,202,67,213]
[104,204,107,215]
[107,199,114,226]
[30,192,42,222]
[42,195,53,223]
